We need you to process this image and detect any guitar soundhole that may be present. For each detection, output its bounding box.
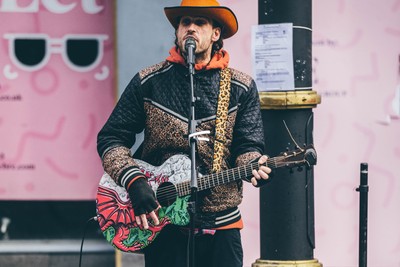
[156,182,178,207]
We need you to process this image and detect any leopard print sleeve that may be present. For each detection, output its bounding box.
[102,146,141,186]
[235,151,262,167]
[235,151,262,183]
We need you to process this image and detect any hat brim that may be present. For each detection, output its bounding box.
[164,6,238,39]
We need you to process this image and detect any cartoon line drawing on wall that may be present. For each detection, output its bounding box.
[3,33,109,81]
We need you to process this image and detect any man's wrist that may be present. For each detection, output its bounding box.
[126,176,146,190]
[118,166,146,189]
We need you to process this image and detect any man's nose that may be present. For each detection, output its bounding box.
[186,23,197,32]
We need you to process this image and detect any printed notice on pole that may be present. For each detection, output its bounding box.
[251,23,294,91]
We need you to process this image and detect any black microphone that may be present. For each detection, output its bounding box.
[185,37,196,66]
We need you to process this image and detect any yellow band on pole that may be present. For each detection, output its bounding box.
[252,258,323,267]
[259,90,321,110]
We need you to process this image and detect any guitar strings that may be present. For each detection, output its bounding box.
[153,159,284,201]
[154,152,307,202]
[154,158,282,198]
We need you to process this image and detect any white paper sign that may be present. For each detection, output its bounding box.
[251,23,294,91]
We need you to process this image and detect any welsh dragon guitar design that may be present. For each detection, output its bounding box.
[96,145,317,252]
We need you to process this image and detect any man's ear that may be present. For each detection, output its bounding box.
[212,27,221,42]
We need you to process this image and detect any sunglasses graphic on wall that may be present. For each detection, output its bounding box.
[4,33,109,72]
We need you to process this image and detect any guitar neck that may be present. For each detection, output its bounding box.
[175,156,286,197]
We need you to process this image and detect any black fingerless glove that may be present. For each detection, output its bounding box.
[127,177,159,216]
[243,156,273,188]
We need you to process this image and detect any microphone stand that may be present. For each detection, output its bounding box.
[185,38,210,267]
[186,38,198,267]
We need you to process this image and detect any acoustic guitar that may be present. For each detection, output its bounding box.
[96,145,317,252]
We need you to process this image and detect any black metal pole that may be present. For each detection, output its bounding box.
[258,0,312,91]
[356,163,369,267]
[260,110,315,260]
[253,0,322,266]
[258,0,313,260]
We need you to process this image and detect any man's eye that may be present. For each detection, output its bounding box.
[194,19,207,26]
[181,18,192,26]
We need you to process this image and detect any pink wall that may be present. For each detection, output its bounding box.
[0,1,116,200]
[312,1,400,266]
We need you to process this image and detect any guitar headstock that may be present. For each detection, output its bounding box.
[273,144,317,170]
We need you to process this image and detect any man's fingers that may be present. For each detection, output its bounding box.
[252,169,260,179]
[135,207,161,229]
[252,168,270,180]
[260,166,272,174]
[149,211,159,226]
[258,168,270,179]
[140,214,149,229]
[250,156,273,187]
[135,216,141,226]
[258,155,269,164]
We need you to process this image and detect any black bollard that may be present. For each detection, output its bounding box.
[356,163,369,267]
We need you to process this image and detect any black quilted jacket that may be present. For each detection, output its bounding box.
[97,61,264,227]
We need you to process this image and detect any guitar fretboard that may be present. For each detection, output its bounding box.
[175,157,285,197]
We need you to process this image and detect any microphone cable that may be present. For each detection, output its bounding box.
[78,216,98,267]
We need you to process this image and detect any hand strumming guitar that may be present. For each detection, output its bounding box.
[127,176,160,229]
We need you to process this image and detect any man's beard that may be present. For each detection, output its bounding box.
[175,35,215,63]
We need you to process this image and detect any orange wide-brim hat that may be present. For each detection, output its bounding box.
[164,0,238,39]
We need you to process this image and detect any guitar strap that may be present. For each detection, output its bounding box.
[212,67,231,173]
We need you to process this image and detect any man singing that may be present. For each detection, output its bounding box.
[97,0,271,266]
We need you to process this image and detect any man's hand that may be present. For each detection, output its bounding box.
[127,178,160,229]
[251,155,272,187]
